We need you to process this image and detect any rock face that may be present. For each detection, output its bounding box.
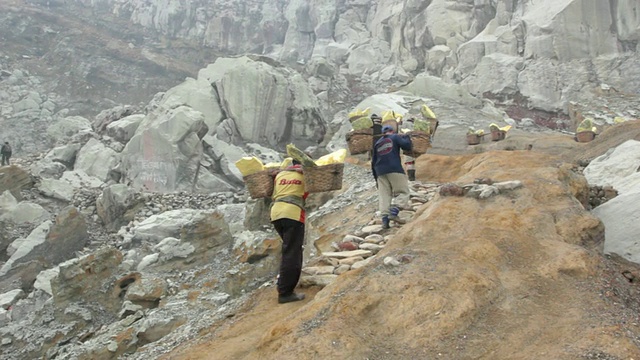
[0,166,34,201]
[96,184,145,231]
[120,55,325,192]
[66,0,640,113]
[198,56,325,148]
[586,140,640,263]
[121,105,214,193]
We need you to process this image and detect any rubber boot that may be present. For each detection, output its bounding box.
[381,216,390,229]
[278,293,306,304]
[407,169,416,181]
[388,207,406,224]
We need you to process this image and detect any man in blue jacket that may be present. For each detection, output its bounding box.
[371,125,412,229]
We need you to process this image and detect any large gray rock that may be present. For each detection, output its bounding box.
[106,114,145,144]
[593,192,640,264]
[0,202,50,225]
[583,140,640,195]
[37,178,75,202]
[30,158,67,179]
[75,138,120,183]
[158,77,224,136]
[0,206,87,283]
[121,105,233,193]
[44,144,82,168]
[46,116,92,143]
[0,221,52,277]
[132,209,230,245]
[96,184,144,231]
[199,56,326,148]
[50,247,124,314]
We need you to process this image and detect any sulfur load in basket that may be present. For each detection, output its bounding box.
[402,131,431,156]
[303,163,344,193]
[243,170,275,199]
[346,128,373,155]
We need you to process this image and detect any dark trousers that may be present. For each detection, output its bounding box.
[272,218,305,296]
[1,153,9,166]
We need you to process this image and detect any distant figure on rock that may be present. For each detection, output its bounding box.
[270,159,309,304]
[1,141,12,166]
[371,125,412,229]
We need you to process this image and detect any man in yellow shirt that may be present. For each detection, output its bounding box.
[271,160,309,304]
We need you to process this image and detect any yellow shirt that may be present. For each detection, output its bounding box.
[270,167,308,223]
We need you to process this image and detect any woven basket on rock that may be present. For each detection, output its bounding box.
[491,130,506,141]
[346,128,373,155]
[467,134,481,145]
[303,163,344,193]
[243,170,275,199]
[403,131,431,157]
[576,131,595,143]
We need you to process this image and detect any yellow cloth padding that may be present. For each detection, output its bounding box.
[348,108,371,122]
[421,105,436,119]
[235,157,265,176]
[315,149,347,166]
[614,116,625,124]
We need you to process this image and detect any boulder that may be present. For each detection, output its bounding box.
[593,192,640,264]
[0,206,87,281]
[200,56,326,149]
[583,140,640,195]
[44,143,82,168]
[158,77,224,136]
[30,158,67,179]
[37,178,75,202]
[50,247,124,315]
[0,166,34,201]
[106,114,145,144]
[131,209,233,267]
[96,184,144,231]
[75,138,120,183]
[46,115,92,143]
[93,105,136,133]
[121,105,235,193]
[0,202,50,225]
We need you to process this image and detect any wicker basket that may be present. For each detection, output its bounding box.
[576,131,595,143]
[243,170,275,199]
[467,134,481,145]
[403,131,431,156]
[491,130,506,141]
[303,163,344,193]
[346,128,373,155]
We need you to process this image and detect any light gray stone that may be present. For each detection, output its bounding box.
[0,289,25,310]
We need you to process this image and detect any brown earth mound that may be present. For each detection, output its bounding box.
[161,133,640,360]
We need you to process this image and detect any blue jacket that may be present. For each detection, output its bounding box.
[371,134,412,178]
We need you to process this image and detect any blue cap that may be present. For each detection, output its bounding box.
[382,125,394,133]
